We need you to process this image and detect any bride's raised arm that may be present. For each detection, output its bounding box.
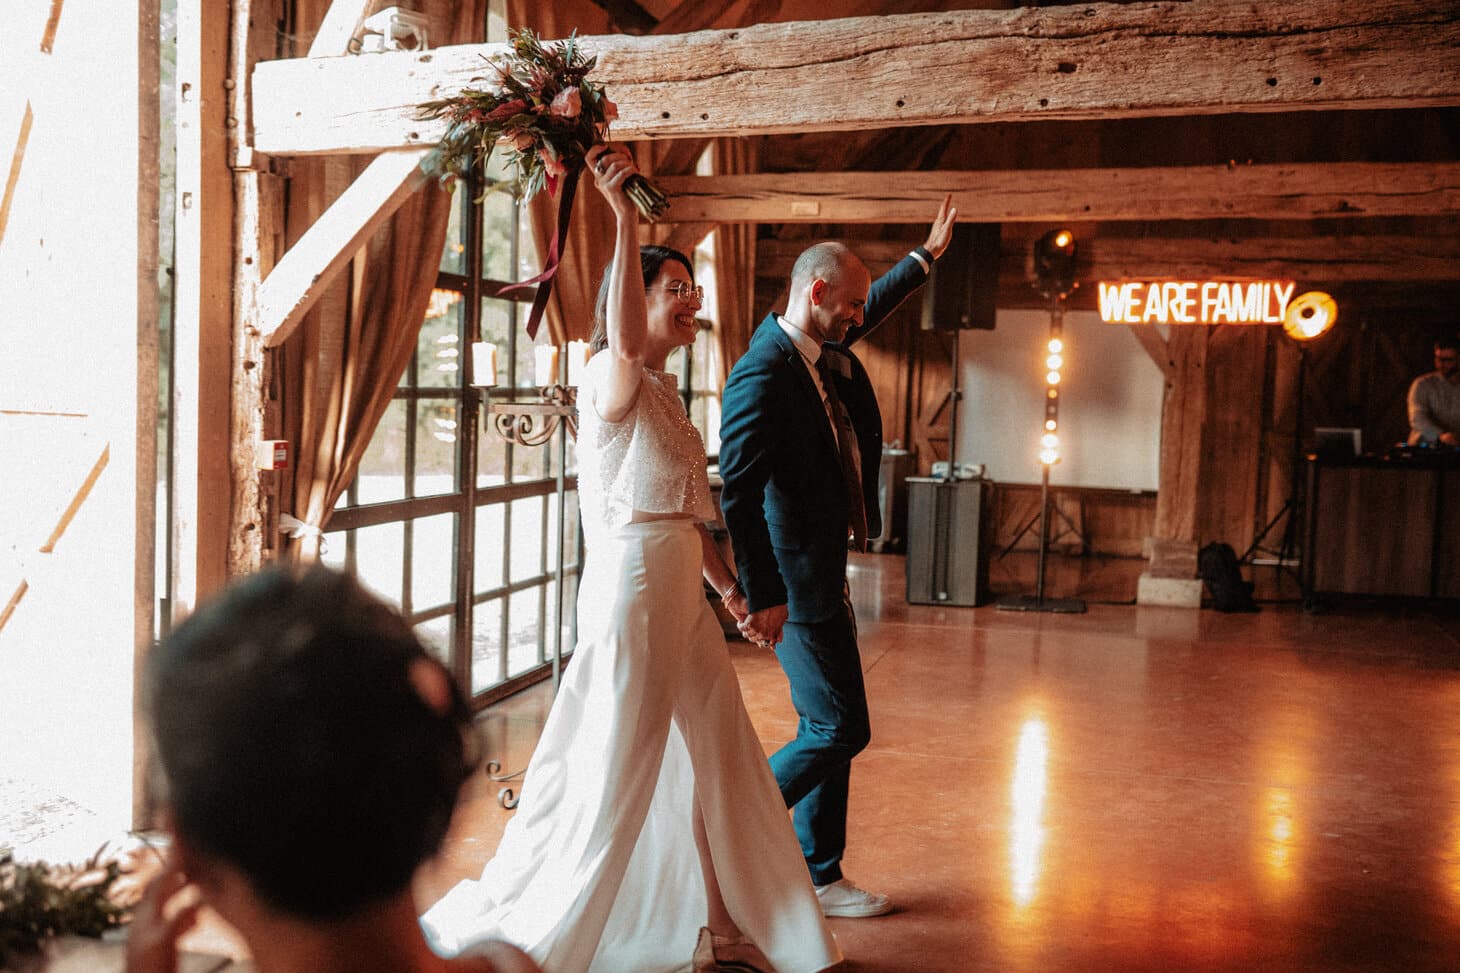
[585,144,647,423]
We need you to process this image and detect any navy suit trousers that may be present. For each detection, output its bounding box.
[769,598,870,886]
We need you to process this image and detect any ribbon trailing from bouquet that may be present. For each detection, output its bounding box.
[501,168,580,340]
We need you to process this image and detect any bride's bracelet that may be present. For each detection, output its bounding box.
[718,579,742,605]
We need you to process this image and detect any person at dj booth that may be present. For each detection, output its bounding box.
[1407,333,1460,446]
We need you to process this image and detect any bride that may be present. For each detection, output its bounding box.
[421,144,842,973]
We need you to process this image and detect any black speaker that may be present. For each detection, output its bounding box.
[921,223,1000,331]
[905,477,992,606]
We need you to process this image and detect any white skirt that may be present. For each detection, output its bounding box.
[422,519,841,973]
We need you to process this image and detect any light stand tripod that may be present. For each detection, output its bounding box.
[996,296,1087,614]
[1243,343,1308,573]
[933,327,964,481]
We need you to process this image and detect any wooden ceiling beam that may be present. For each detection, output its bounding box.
[251,0,1460,156]
[755,234,1460,285]
[654,163,1460,223]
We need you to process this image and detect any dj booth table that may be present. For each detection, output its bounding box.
[1301,450,1460,604]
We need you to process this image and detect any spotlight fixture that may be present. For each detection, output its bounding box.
[1283,291,1338,342]
[998,235,1087,614]
[1034,229,1079,301]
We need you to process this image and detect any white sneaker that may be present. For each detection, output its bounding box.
[814,878,893,917]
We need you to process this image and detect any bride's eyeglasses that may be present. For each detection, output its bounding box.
[653,281,704,304]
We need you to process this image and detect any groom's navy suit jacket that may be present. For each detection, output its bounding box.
[719,253,931,624]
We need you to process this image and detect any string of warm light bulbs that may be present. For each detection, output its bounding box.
[1041,334,1063,466]
[1032,228,1077,468]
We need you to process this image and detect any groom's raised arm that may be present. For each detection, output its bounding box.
[844,194,958,348]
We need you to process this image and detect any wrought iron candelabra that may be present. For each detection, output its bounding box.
[478,382,578,808]
[488,383,578,446]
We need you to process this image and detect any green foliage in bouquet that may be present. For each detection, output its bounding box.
[0,850,128,967]
[417,28,668,220]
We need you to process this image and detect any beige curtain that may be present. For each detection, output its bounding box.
[711,137,760,386]
[509,0,618,345]
[278,0,481,559]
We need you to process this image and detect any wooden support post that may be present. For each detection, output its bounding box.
[172,0,235,611]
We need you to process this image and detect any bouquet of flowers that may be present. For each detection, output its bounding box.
[417,28,669,221]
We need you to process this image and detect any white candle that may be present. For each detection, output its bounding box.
[470,342,498,387]
[566,339,591,387]
[534,344,560,387]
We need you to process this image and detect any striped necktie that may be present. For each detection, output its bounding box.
[816,355,868,552]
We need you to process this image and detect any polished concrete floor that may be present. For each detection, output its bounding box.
[419,552,1460,972]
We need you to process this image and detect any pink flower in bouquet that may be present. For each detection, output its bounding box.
[498,130,536,152]
[549,86,582,119]
[602,96,619,122]
[484,98,529,123]
[537,144,566,195]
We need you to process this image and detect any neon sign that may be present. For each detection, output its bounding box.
[1098,280,1296,326]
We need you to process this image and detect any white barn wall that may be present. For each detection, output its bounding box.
[955,309,1164,491]
[0,0,156,849]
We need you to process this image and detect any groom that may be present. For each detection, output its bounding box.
[719,197,957,917]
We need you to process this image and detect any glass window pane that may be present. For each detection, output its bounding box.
[508,496,548,581]
[440,186,467,274]
[413,399,459,496]
[512,438,552,480]
[546,490,579,577]
[471,597,506,694]
[410,512,456,613]
[481,297,515,346]
[483,191,516,282]
[415,617,452,666]
[507,588,544,677]
[518,337,548,393]
[478,413,507,488]
[480,298,517,393]
[416,296,463,388]
[483,149,513,183]
[319,528,349,573]
[475,501,506,592]
[517,204,537,283]
[351,399,408,505]
[565,491,581,571]
[699,395,722,456]
[346,520,405,607]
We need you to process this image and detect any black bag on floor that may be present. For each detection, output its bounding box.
[1197,542,1259,613]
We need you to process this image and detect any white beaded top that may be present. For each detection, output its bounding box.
[576,353,716,538]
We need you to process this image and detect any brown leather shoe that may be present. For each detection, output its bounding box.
[692,926,776,972]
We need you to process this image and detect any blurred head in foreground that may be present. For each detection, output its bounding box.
[135,565,542,973]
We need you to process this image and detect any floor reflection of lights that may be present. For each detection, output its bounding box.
[1448,763,1460,917]
[1010,716,1049,910]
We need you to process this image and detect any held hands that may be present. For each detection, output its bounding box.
[922,193,958,260]
[585,144,639,222]
[723,588,750,624]
[738,604,788,650]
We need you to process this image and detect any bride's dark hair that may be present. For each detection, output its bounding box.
[589,244,695,353]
